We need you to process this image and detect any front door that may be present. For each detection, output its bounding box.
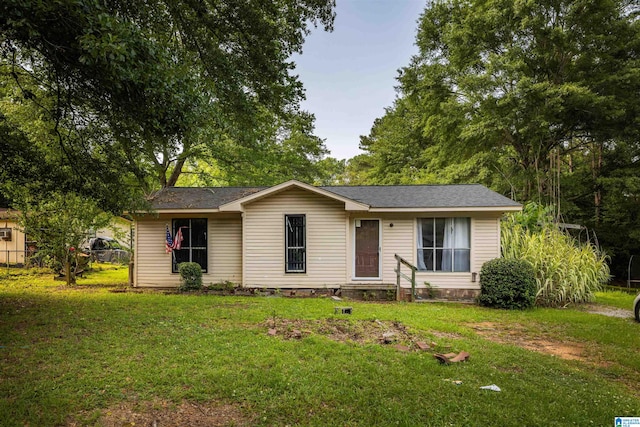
[355,219,380,278]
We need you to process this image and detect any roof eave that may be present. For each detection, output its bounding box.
[0,208,20,220]
[368,205,522,213]
[129,208,221,216]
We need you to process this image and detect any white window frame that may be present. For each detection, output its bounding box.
[0,228,11,241]
[416,217,471,272]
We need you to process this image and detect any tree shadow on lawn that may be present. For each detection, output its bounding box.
[68,399,255,427]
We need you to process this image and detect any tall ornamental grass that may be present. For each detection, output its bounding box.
[501,204,610,307]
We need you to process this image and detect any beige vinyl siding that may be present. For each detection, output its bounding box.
[346,213,473,288]
[471,216,501,272]
[135,219,173,287]
[346,213,502,290]
[380,218,414,283]
[210,217,242,284]
[243,188,347,287]
[414,215,501,290]
[0,221,26,264]
[345,213,411,282]
[415,272,474,289]
[134,214,242,287]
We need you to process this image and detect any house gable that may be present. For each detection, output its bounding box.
[219,180,369,212]
[242,186,349,287]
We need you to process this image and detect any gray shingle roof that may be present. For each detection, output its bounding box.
[150,187,265,209]
[0,208,19,220]
[149,183,519,210]
[320,184,521,208]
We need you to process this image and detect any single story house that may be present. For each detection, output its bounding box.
[132,180,521,299]
[0,208,29,266]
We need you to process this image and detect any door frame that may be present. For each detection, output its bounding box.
[352,218,382,280]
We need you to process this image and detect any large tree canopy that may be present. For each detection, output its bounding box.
[175,109,331,187]
[0,0,335,211]
[363,0,639,191]
[360,0,640,277]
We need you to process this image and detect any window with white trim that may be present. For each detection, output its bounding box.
[172,218,207,273]
[0,228,11,241]
[285,214,305,273]
[417,218,470,272]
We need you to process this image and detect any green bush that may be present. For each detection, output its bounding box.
[478,258,536,310]
[178,262,202,291]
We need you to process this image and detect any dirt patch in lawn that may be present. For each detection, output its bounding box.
[265,318,414,344]
[468,322,586,361]
[262,317,452,351]
[511,339,585,361]
[68,399,254,427]
[431,330,464,340]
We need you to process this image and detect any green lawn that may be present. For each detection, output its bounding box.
[594,290,638,310]
[1,267,639,426]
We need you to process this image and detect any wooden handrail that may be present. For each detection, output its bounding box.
[394,254,417,301]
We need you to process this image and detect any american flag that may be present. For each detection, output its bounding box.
[165,226,185,253]
[165,225,174,253]
[173,227,184,250]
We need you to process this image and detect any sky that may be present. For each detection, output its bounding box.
[291,0,426,161]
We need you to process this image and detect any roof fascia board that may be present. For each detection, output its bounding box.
[219,180,369,212]
[368,206,522,213]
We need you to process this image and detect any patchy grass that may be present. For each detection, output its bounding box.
[1,269,639,426]
[595,290,637,310]
[77,263,129,287]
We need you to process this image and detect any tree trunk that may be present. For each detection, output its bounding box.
[166,156,187,187]
[592,142,603,225]
[65,260,72,286]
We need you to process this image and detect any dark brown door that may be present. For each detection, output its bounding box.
[355,219,380,278]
